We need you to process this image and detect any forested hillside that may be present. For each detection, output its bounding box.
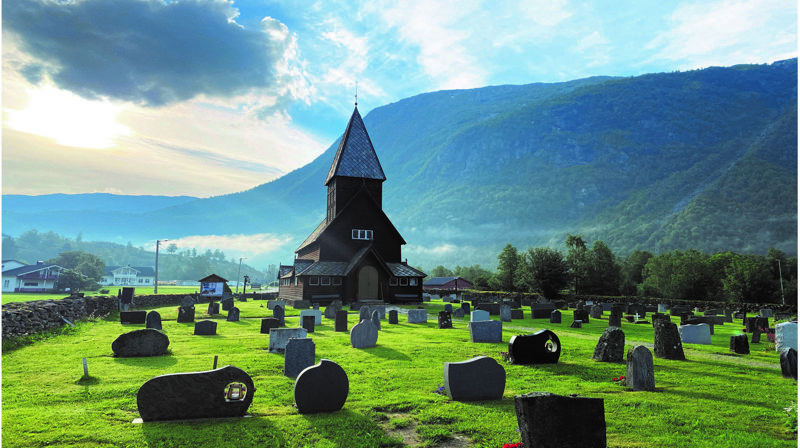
[3,60,796,269]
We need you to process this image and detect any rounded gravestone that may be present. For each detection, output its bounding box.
[729,334,750,354]
[294,359,349,414]
[653,321,685,360]
[145,311,162,330]
[626,345,655,391]
[592,327,625,362]
[112,328,169,357]
[350,320,378,348]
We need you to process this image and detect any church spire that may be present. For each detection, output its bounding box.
[324,105,386,186]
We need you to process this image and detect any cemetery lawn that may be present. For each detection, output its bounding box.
[2,301,797,448]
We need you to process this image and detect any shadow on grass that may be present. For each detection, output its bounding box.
[139,415,287,447]
[300,409,402,447]
[361,345,412,361]
[113,354,178,368]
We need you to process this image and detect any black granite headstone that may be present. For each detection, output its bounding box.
[207,302,220,315]
[573,309,590,324]
[137,365,254,422]
[194,320,217,335]
[388,309,399,324]
[608,311,622,328]
[514,392,606,448]
[444,304,453,313]
[511,309,524,319]
[226,307,240,322]
[729,334,749,354]
[780,348,797,380]
[335,310,348,332]
[121,311,147,324]
[438,311,453,329]
[508,330,561,365]
[293,359,349,414]
[221,298,234,311]
[531,303,556,319]
[550,309,561,324]
[273,305,285,326]
[112,328,169,357]
[443,356,505,402]
[177,306,195,323]
[260,318,281,334]
[302,315,315,333]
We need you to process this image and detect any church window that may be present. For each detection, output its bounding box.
[321,277,331,286]
[309,276,319,286]
[351,229,373,240]
[400,278,408,286]
[333,277,342,286]
[390,277,398,286]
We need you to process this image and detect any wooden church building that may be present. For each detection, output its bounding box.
[278,105,426,304]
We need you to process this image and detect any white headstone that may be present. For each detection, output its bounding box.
[776,322,798,352]
[471,310,490,322]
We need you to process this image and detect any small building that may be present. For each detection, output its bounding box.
[279,105,426,303]
[423,277,473,291]
[101,266,155,286]
[198,274,233,298]
[2,261,65,292]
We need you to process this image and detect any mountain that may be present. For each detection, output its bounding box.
[3,60,797,269]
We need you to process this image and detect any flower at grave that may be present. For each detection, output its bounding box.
[434,384,445,395]
[503,443,524,448]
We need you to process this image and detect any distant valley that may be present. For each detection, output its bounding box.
[3,59,797,269]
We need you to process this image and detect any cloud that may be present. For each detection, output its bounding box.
[645,0,797,68]
[2,0,299,107]
[164,233,294,258]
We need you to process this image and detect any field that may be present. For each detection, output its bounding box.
[0,286,267,305]
[2,299,797,448]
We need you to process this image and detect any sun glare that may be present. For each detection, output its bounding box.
[5,86,132,149]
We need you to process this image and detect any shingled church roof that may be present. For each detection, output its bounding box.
[324,106,386,185]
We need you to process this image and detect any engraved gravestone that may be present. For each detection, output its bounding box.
[438,311,453,329]
[350,320,378,348]
[626,345,655,391]
[550,309,562,324]
[335,310,348,332]
[194,320,217,336]
[468,320,502,343]
[121,311,147,324]
[508,330,561,365]
[226,307,240,322]
[388,310,399,324]
[654,321,685,360]
[112,329,169,357]
[284,338,315,378]
[514,392,606,448]
[592,327,625,362]
[269,328,307,353]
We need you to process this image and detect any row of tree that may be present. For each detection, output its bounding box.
[487,236,797,304]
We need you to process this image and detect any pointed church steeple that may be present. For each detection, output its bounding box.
[324,106,386,186]
[324,106,386,223]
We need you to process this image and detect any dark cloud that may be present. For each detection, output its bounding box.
[4,0,292,106]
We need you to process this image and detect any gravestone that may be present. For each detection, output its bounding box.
[608,311,622,328]
[273,305,285,326]
[284,338,315,378]
[573,309,590,324]
[508,330,561,365]
[180,295,195,308]
[627,304,646,318]
[177,304,195,323]
[724,309,733,323]
[531,303,556,319]
[550,309,562,324]
[221,297,234,311]
[373,305,386,320]
[471,310,490,322]
[267,299,285,310]
[120,311,147,324]
[359,306,371,323]
[370,310,382,331]
[350,320,378,348]
[292,300,311,309]
[500,305,512,322]
[388,310,399,324]
[207,302,220,315]
[269,328,307,353]
[430,294,440,301]
[611,303,626,315]
[294,359,348,414]
[510,309,524,320]
[780,348,797,380]
[570,320,583,328]
[300,310,322,326]
[136,365,255,422]
[744,316,769,333]
[120,287,135,309]
[468,320,503,343]
[684,317,716,335]
[324,305,339,320]
[678,323,712,345]
[444,304,453,313]
[145,311,162,330]
[775,322,798,352]
[760,309,774,318]
[443,356,505,402]
[335,310,348,332]
[408,309,428,323]
[461,302,471,314]
[651,313,669,327]
[438,311,453,329]
[658,304,669,313]
[226,307,240,322]
[112,329,169,357]
[514,392,606,448]
[194,320,217,336]
[751,327,762,344]
[729,334,750,354]
[260,318,281,334]
[592,327,625,363]
[302,315,315,333]
[654,321,685,360]
[453,308,466,318]
[626,345,655,391]
[590,305,603,319]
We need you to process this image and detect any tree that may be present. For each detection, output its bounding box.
[55,269,96,292]
[565,234,589,294]
[166,243,178,254]
[430,265,454,278]
[47,251,105,282]
[620,250,653,295]
[491,244,519,292]
[722,254,773,304]
[584,240,621,295]
[515,247,569,299]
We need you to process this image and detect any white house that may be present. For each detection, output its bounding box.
[2,261,65,293]
[101,266,156,286]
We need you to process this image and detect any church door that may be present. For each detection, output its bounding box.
[357,266,379,299]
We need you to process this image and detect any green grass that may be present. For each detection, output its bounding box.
[1,286,243,304]
[2,301,797,447]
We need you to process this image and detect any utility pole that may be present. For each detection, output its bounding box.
[236,257,247,294]
[778,259,785,305]
[154,239,168,294]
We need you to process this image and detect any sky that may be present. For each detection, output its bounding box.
[1,0,796,267]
